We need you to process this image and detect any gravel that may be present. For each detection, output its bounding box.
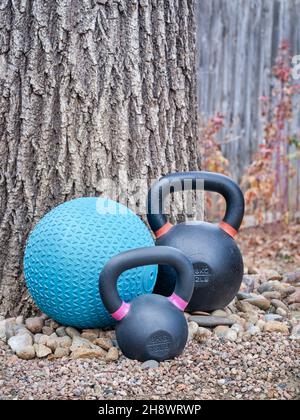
[0,333,298,400]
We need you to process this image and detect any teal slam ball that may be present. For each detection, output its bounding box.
[24,197,157,328]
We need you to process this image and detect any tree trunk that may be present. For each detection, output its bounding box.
[0,0,200,316]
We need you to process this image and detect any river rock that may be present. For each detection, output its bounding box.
[195,327,212,342]
[71,348,106,359]
[236,300,260,313]
[188,321,199,341]
[276,308,287,317]
[81,330,98,342]
[189,316,234,327]
[244,296,270,311]
[264,313,283,322]
[94,337,113,350]
[105,347,119,362]
[231,323,244,335]
[56,327,66,337]
[25,317,44,334]
[240,275,256,293]
[287,289,300,304]
[42,326,54,336]
[15,316,24,325]
[236,292,254,300]
[271,299,289,312]
[283,271,300,284]
[34,343,52,358]
[65,327,80,338]
[263,321,289,334]
[211,310,228,317]
[44,319,60,330]
[8,334,35,359]
[260,269,282,281]
[214,325,230,338]
[290,324,300,340]
[46,335,72,351]
[141,360,159,369]
[262,291,281,300]
[248,325,261,335]
[54,347,70,358]
[258,281,283,294]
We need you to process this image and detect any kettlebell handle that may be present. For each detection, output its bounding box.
[147,171,245,238]
[99,246,194,321]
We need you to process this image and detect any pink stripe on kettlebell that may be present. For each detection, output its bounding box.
[168,293,188,311]
[111,302,131,321]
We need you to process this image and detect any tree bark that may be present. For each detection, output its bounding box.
[0,0,200,316]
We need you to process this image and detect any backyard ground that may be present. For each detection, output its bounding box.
[0,221,299,400]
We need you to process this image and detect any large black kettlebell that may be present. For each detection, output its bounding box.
[99,246,194,362]
[147,171,245,312]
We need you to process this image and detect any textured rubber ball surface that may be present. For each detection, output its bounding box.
[24,197,157,328]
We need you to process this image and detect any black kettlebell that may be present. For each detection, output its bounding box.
[147,171,245,312]
[99,246,194,362]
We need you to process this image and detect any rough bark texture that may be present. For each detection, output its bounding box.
[0,0,200,316]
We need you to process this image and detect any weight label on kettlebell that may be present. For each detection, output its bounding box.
[193,263,212,287]
[146,331,173,358]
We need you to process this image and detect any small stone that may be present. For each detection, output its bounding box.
[191,311,210,316]
[25,317,44,334]
[283,271,300,284]
[34,343,52,358]
[141,360,159,369]
[65,327,80,338]
[71,348,106,359]
[231,323,244,335]
[54,347,70,358]
[227,314,246,326]
[105,347,119,362]
[225,329,238,341]
[276,308,287,317]
[256,319,266,330]
[195,327,212,342]
[244,296,270,311]
[263,321,289,334]
[189,316,234,327]
[237,292,254,300]
[211,309,228,317]
[240,275,256,293]
[188,321,199,341]
[42,326,54,336]
[34,333,43,344]
[214,325,230,338]
[258,281,284,295]
[264,314,283,322]
[262,291,281,300]
[287,289,300,304]
[271,299,289,312]
[15,316,24,325]
[44,319,60,330]
[290,324,300,340]
[248,325,260,335]
[17,345,36,360]
[70,336,94,351]
[217,379,226,386]
[81,331,98,342]
[46,335,71,351]
[236,300,260,313]
[8,333,32,352]
[94,337,113,350]
[56,327,66,337]
[261,269,282,281]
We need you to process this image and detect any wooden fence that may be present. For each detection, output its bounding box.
[196,0,300,218]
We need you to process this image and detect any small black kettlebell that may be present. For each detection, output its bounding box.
[147,171,245,312]
[99,246,194,362]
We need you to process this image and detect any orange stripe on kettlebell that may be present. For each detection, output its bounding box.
[155,222,173,239]
[219,221,238,238]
